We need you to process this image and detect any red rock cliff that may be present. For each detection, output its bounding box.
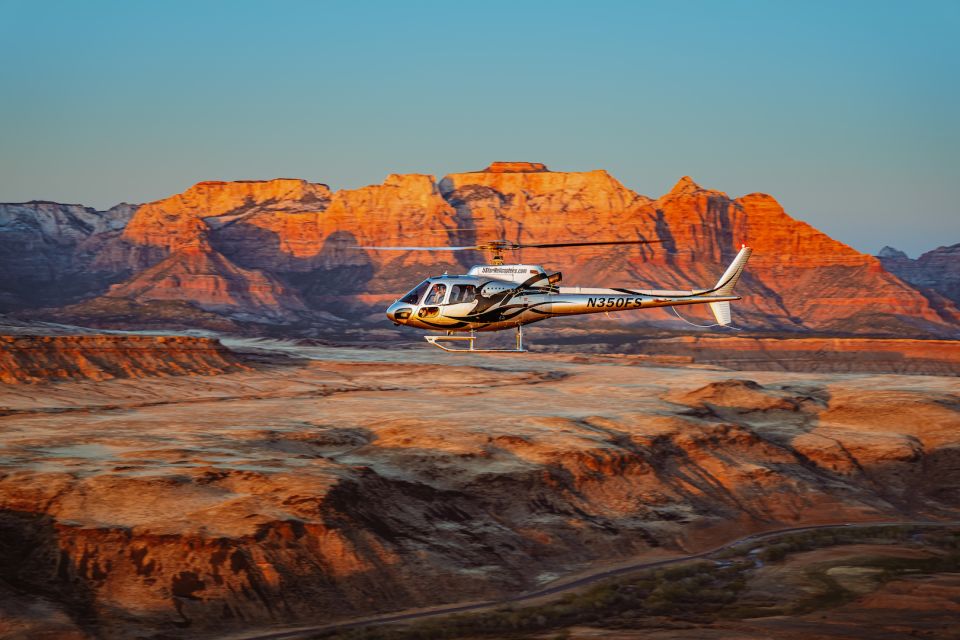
[7,166,959,335]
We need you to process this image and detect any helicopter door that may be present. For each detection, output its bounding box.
[443,284,477,317]
[449,284,476,304]
[418,283,447,318]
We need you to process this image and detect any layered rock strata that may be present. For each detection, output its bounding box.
[0,334,248,383]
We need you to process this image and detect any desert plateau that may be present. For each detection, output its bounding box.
[1,336,958,639]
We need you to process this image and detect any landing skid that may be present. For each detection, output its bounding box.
[424,326,526,353]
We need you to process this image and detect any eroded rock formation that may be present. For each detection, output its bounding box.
[0,351,957,637]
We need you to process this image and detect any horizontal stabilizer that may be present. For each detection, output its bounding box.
[709,301,732,326]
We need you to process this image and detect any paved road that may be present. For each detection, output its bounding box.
[225,520,960,640]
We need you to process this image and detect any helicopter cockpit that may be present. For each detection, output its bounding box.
[399,280,478,306]
[387,278,479,325]
[400,280,431,305]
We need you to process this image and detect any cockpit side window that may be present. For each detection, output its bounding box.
[424,283,447,305]
[401,280,430,305]
[450,284,476,304]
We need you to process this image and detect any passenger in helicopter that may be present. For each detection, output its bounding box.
[450,284,476,304]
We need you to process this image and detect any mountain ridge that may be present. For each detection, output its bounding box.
[2,165,957,337]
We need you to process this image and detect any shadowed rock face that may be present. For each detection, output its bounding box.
[2,168,958,335]
[0,346,957,638]
[879,243,960,307]
[0,201,137,310]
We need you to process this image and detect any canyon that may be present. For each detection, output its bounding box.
[3,162,958,338]
[0,341,958,638]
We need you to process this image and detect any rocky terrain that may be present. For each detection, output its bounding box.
[3,162,958,337]
[0,343,958,638]
[0,334,248,383]
[543,332,960,375]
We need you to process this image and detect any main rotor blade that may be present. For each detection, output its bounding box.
[354,239,663,251]
[517,239,663,249]
[352,246,478,251]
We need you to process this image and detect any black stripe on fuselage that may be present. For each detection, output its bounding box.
[611,268,740,300]
[417,319,470,329]
[449,300,561,324]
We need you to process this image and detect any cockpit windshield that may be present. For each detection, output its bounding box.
[400,280,431,305]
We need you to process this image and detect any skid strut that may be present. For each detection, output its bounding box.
[424,326,526,353]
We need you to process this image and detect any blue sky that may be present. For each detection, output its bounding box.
[1,0,957,255]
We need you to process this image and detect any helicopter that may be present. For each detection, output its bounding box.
[362,239,752,352]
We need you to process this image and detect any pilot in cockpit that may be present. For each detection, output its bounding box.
[425,283,446,305]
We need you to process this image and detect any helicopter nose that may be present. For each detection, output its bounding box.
[386,303,412,324]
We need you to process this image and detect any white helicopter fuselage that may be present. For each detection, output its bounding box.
[386,250,748,333]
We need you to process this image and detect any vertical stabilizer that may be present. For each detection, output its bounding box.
[709,245,752,325]
[714,245,752,295]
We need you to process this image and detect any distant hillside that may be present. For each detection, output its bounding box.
[878,243,960,310]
